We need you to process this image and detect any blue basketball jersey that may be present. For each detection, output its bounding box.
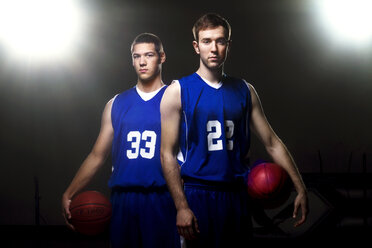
[108,86,167,189]
[178,73,252,183]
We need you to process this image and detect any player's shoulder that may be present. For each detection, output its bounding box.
[223,74,241,82]
[179,72,197,80]
[112,86,136,102]
[164,80,180,96]
[177,72,200,85]
[104,94,118,111]
[223,74,253,90]
[116,86,136,97]
[161,80,182,110]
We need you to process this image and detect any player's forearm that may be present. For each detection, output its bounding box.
[64,152,106,199]
[266,138,307,194]
[161,153,189,211]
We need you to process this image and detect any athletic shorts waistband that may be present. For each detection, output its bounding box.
[183,178,246,192]
[111,185,169,193]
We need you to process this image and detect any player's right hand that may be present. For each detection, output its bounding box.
[176,208,200,240]
[61,194,75,231]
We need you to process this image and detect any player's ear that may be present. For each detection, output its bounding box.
[227,39,232,53]
[159,51,166,64]
[192,41,200,54]
[131,56,135,67]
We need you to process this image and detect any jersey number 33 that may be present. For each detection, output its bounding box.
[126,130,156,159]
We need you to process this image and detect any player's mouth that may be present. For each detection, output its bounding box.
[139,69,148,73]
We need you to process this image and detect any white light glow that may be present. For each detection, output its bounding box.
[0,0,86,62]
[314,0,372,45]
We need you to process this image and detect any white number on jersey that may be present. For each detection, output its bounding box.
[126,130,157,159]
[207,120,234,151]
[140,130,156,159]
[225,120,234,150]
[207,120,223,151]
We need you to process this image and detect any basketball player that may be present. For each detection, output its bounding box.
[62,33,180,248]
[160,13,308,247]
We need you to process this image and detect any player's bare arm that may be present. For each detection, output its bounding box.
[248,83,308,227]
[160,82,199,240]
[62,98,114,229]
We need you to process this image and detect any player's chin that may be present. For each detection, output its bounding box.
[139,74,153,82]
[207,63,223,70]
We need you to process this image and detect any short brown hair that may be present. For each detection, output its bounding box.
[192,13,231,42]
[131,33,164,55]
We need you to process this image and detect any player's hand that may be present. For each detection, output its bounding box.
[176,208,200,240]
[292,190,308,227]
[61,194,75,231]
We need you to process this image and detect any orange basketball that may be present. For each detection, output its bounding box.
[69,191,112,235]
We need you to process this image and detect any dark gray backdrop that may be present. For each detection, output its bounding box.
[0,0,371,226]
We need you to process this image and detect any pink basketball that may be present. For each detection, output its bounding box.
[247,162,291,208]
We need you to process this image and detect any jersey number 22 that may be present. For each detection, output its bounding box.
[207,120,234,151]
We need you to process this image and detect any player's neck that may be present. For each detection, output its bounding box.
[196,65,224,84]
[137,76,164,93]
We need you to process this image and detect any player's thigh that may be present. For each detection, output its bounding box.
[110,191,140,248]
[140,191,180,248]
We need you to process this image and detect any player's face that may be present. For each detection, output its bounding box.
[193,26,230,70]
[132,43,165,82]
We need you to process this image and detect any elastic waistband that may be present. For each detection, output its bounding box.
[183,178,246,192]
[111,185,169,193]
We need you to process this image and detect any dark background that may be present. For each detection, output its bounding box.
[0,0,371,240]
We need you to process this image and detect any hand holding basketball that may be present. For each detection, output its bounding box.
[69,191,112,235]
[62,194,75,231]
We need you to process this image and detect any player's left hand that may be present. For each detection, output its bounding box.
[292,190,308,227]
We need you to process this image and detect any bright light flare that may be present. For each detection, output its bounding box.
[314,0,372,45]
[0,0,86,62]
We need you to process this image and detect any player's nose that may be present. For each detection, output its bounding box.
[211,41,218,52]
[139,55,147,66]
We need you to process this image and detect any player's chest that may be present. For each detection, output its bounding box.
[194,88,247,120]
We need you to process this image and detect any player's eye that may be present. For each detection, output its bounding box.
[217,39,227,45]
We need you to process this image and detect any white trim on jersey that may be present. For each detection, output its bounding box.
[177,110,189,167]
[111,93,119,106]
[243,79,251,138]
[243,79,250,90]
[111,93,120,172]
[197,73,223,89]
[136,85,166,101]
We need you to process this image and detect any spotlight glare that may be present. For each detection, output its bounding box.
[0,0,86,62]
[314,0,372,45]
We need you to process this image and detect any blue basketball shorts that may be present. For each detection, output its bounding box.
[184,182,252,248]
[110,188,180,248]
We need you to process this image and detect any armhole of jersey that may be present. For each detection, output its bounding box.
[110,94,119,123]
[242,79,252,107]
[112,94,119,105]
[243,79,250,91]
[243,79,252,137]
[177,109,188,167]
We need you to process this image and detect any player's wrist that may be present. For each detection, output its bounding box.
[62,191,73,201]
[296,187,308,196]
[176,202,191,212]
